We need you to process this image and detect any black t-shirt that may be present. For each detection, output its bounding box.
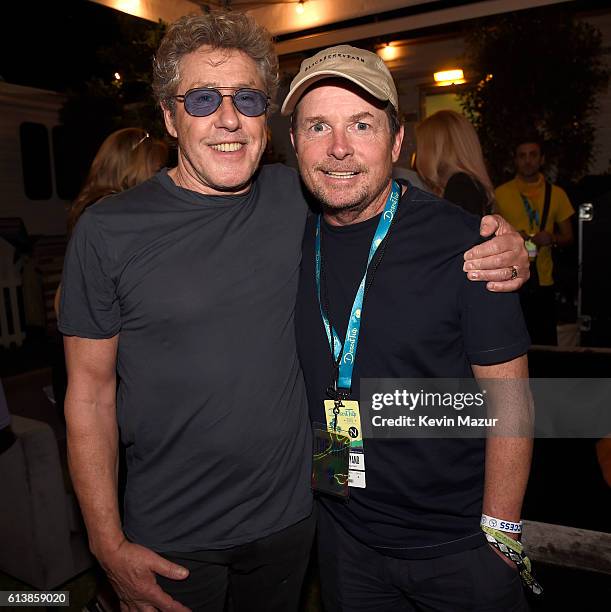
[444,171,490,217]
[296,182,529,559]
[59,164,313,552]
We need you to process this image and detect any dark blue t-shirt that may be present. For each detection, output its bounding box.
[60,165,313,552]
[296,183,530,559]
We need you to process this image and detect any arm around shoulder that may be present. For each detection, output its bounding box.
[463,214,530,292]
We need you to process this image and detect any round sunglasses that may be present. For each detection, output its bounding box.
[174,87,270,117]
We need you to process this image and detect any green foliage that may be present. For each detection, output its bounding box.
[93,15,168,135]
[59,16,168,198]
[459,8,609,186]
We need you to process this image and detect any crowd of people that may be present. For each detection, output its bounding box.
[53,9,571,612]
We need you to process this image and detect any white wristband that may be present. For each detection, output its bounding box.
[480,514,522,534]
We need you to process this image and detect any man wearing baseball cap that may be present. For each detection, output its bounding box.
[286,45,534,611]
[60,9,530,607]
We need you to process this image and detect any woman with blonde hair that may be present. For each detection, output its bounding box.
[67,127,168,235]
[415,110,494,216]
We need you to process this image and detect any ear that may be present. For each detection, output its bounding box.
[162,103,178,139]
[290,127,298,157]
[391,125,404,163]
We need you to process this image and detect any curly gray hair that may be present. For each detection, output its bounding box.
[153,11,279,117]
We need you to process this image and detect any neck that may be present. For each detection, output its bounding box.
[323,180,396,227]
[169,162,252,197]
[517,172,541,185]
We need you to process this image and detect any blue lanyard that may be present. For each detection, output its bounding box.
[315,181,401,392]
[520,193,539,232]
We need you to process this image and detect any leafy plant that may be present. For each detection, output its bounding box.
[59,15,168,198]
[459,7,609,186]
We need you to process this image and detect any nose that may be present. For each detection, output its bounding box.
[214,96,241,131]
[328,129,353,160]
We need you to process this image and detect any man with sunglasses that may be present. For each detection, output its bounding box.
[59,11,528,612]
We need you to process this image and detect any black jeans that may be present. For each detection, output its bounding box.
[317,507,529,612]
[157,511,316,612]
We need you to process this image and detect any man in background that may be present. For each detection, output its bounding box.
[496,137,574,344]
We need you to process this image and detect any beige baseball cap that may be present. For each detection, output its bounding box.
[280,44,398,116]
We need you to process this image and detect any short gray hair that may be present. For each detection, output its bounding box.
[153,11,279,116]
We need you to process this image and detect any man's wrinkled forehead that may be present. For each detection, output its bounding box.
[178,45,264,91]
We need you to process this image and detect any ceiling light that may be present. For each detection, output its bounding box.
[115,0,140,15]
[433,69,465,86]
[377,43,400,62]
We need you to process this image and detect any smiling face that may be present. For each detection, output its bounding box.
[163,45,268,195]
[290,81,403,224]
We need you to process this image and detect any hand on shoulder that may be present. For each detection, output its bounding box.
[463,214,530,292]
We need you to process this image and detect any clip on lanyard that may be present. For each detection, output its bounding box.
[315,181,401,416]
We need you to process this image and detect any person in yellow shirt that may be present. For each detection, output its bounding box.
[496,138,574,344]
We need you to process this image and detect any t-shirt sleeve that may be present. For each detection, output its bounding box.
[459,272,530,365]
[553,186,575,223]
[58,211,121,339]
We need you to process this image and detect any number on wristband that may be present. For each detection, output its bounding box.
[481,514,522,534]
